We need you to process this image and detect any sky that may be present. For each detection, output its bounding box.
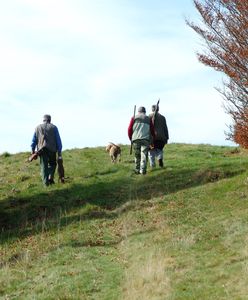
[0,0,235,154]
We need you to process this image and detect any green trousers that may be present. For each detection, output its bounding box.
[39,148,57,186]
[133,140,149,174]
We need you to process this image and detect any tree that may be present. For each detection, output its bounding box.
[187,0,248,147]
[233,109,248,148]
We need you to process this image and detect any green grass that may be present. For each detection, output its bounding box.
[1,143,248,299]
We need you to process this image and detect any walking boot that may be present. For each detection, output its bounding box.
[158,159,164,168]
[48,175,55,185]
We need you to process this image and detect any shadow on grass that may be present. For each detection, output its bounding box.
[0,160,247,242]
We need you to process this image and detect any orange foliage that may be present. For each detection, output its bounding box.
[233,110,248,149]
[187,0,248,147]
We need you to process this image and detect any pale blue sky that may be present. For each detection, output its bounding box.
[0,0,234,153]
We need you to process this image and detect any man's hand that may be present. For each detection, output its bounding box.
[28,152,38,162]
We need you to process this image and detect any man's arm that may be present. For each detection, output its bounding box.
[54,126,62,156]
[150,118,155,139]
[163,116,169,141]
[128,118,134,141]
[31,132,37,153]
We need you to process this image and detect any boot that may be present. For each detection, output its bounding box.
[158,159,164,168]
[48,175,55,185]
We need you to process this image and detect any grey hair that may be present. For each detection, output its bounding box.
[138,106,146,113]
[43,114,51,123]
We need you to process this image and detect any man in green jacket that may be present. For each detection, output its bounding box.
[128,106,155,174]
[149,104,169,168]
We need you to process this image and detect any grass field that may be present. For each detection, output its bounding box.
[1,143,248,299]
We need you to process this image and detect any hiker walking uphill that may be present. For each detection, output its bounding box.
[31,114,62,186]
[148,104,169,168]
[128,106,155,175]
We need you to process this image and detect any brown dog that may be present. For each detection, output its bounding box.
[106,142,121,163]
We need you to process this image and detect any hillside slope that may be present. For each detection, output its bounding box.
[0,144,248,299]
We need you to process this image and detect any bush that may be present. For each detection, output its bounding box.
[1,152,11,158]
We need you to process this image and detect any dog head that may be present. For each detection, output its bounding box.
[106,144,112,153]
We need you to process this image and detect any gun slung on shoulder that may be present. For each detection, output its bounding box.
[153,98,160,122]
[130,105,136,155]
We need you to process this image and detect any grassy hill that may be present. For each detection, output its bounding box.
[1,143,248,299]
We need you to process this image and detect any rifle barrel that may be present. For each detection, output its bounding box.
[130,105,136,155]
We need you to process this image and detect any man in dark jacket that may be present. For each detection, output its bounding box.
[128,106,155,174]
[149,104,169,168]
[31,114,62,186]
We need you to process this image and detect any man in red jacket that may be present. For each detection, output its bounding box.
[128,106,155,175]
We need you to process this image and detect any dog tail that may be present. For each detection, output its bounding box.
[108,142,119,148]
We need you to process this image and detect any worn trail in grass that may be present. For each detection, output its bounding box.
[1,144,248,299]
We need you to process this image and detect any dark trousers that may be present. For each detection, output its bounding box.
[39,148,57,185]
[154,140,166,150]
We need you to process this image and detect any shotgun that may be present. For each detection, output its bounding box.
[28,147,44,162]
[130,105,136,155]
[153,98,160,124]
[57,157,65,183]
